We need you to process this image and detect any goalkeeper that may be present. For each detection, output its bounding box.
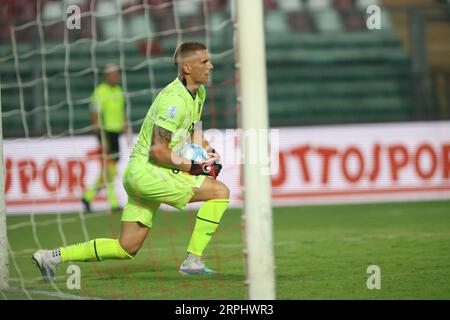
[81,63,127,212]
[32,42,229,279]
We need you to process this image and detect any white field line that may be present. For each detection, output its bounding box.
[7,212,109,231]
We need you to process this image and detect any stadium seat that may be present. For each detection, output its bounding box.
[0,0,35,40]
[171,0,205,37]
[207,0,228,12]
[287,11,316,33]
[42,0,62,21]
[333,0,365,31]
[306,0,344,32]
[12,0,37,24]
[277,0,304,12]
[152,7,176,34]
[208,12,233,51]
[306,0,332,10]
[125,13,156,38]
[208,11,229,30]
[180,14,205,29]
[41,0,66,40]
[264,0,278,11]
[97,0,124,39]
[174,0,201,17]
[65,0,87,5]
[265,10,291,34]
[276,0,315,32]
[333,0,354,8]
[342,12,365,31]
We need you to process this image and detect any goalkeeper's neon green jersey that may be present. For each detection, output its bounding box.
[90,82,125,133]
[130,77,206,163]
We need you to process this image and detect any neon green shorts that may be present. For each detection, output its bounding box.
[121,158,206,228]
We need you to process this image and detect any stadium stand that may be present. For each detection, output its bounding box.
[1,0,449,137]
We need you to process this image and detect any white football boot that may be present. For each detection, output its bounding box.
[179,252,215,275]
[32,249,61,282]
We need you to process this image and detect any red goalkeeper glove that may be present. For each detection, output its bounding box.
[189,160,222,179]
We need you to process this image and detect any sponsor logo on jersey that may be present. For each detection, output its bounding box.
[166,105,177,119]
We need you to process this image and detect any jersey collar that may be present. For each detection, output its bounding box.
[177,75,196,100]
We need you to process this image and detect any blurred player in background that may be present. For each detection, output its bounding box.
[81,63,127,212]
[32,42,229,278]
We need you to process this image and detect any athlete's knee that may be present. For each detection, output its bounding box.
[212,181,230,199]
[119,237,142,257]
[118,241,139,257]
[118,221,149,257]
[221,183,230,199]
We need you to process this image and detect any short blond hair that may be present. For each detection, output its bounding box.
[104,63,119,74]
[173,41,206,69]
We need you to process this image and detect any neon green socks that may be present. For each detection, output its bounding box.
[187,199,229,257]
[105,162,119,209]
[82,162,118,209]
[60,199,230,262]
[60,238,132,262]
[82,178,102,202]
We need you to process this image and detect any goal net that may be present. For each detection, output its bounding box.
[0,0,253,300]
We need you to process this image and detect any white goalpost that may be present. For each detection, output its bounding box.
[235,0,276,300]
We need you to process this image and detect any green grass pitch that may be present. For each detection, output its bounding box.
[2,200,450,300]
